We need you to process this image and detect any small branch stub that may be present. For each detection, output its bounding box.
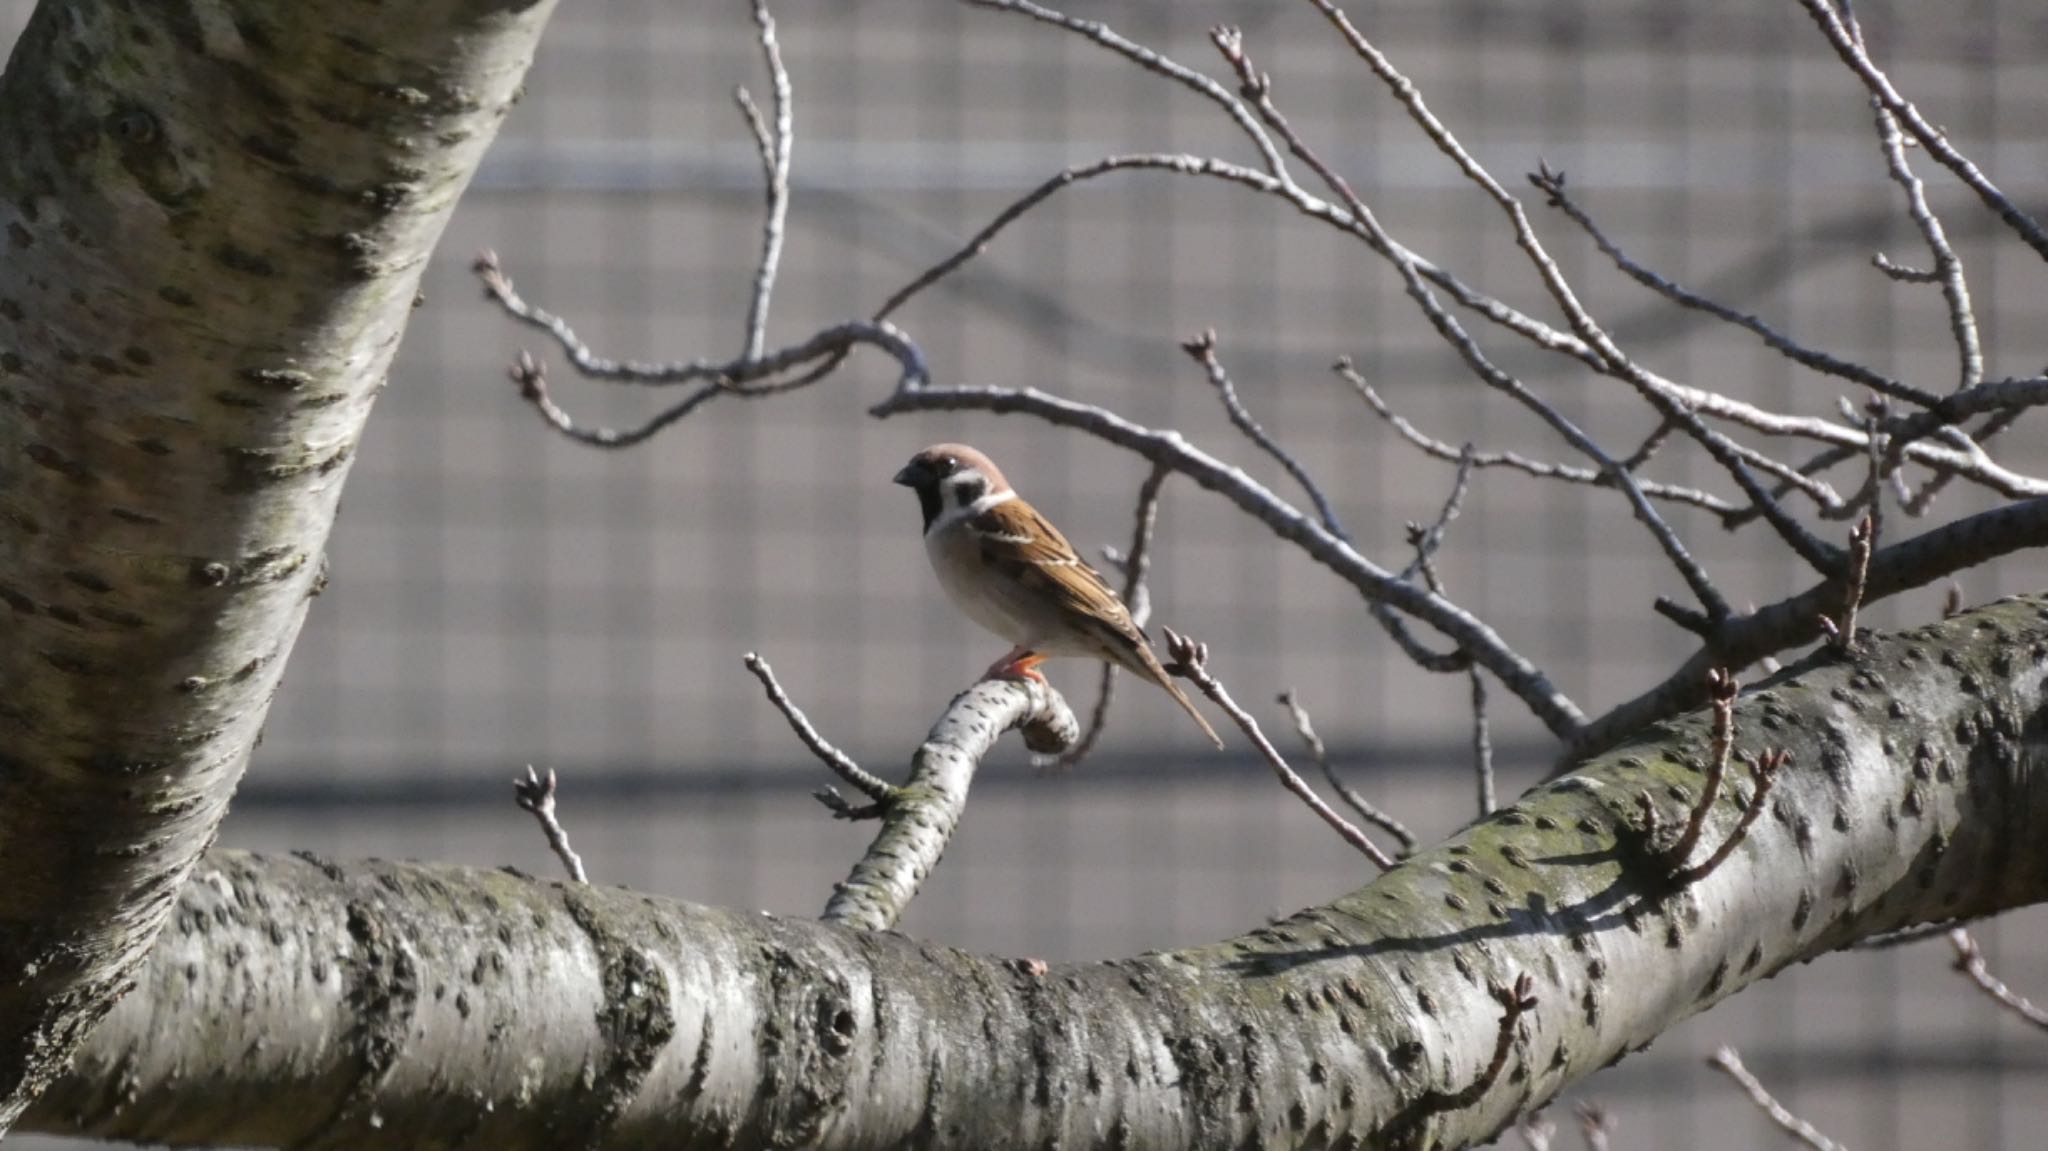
[1659,668,1741,870]
[513,766,588,885]
[1819,514,1875,650]
[1950,928,2048,1032]
[1404,972,1538,1121]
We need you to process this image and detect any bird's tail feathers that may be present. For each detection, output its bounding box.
[1121,639,1224,749]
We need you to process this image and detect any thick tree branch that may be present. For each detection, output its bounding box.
[27,596,2048,1149]
[1572,499,2048,763]
[0,0,556,1125]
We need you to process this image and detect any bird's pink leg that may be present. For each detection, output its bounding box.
[983,647,1049,683]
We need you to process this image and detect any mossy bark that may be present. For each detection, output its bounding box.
[23,596,2048,1149]
[0,0,557,1127]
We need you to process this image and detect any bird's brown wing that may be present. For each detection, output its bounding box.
[964,498,1141,645]
[966,499,1223,748]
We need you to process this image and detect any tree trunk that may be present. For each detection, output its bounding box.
[23,595,2048,1149]
[0,0,557,1127]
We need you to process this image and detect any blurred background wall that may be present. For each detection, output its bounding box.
[9,1,2048,1146]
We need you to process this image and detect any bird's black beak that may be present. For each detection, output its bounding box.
[892,461,928,487]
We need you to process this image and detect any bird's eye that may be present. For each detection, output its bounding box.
[942,456,958,473]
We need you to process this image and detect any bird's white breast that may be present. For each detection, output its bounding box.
[925,523,1040,647]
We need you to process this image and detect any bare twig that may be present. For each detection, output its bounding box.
[1668,749,1789,887]
[1851,918,1971,951]
[1162,630,1394,869]
[1861,398,1889,548]
[1347,440,1487,677]
[1405,509,1497,818]
[735,0,794,362]
[1468,669,1496,816]
[1575,1101,1614,1151]
[1277,690,1418,857]
[1950,928,2048,1032]
[1408,974,1538,1117]
[1184,329,1347,541]
[1400,443,1477,581]
[1621,419,1677,471]
[1056,464,1171,769]
[1539,172,1934,407]
[1517,1114,1556,1151]
[1797,0,2048,261]
[1343,365,1740,515]
[1709,1047,1847,1151]
[1660,669,1740,870]
[478,255,928,445]
[963,0,1287,177]
[1859,58,1980,393]
[1870,251,1937,283]
[1818,516,1875,651]
[743,653,897,819]
[512,766,588,885]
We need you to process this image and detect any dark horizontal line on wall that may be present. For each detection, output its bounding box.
[235,740,1558,813]
[1590,1042,2048,1096]
[470,138,2031,197]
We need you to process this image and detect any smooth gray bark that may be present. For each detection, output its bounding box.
[824,677,1079,930]
[0,0,557,1127]
[23,595,2048,1150]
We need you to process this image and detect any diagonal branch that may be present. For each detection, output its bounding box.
[743,653,897,819]
[1215,21,1746,611]
[1796,0,2048,262]
[1164,631,1395,869]
[1278,690,1419,858]
[1950,928,2048,1032]
[873,381,1590,743]
[822,678,1078,930]
[1571,495,2048,763]
[1185,328,1348,541]
[1709,1047,1846,1151]
[1343,365,1741,515]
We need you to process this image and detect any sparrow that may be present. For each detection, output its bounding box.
[893,443,1223,748]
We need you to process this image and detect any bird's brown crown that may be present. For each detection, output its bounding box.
[902,443,1009,493]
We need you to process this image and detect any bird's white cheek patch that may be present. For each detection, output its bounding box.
[928,488,1016,536]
